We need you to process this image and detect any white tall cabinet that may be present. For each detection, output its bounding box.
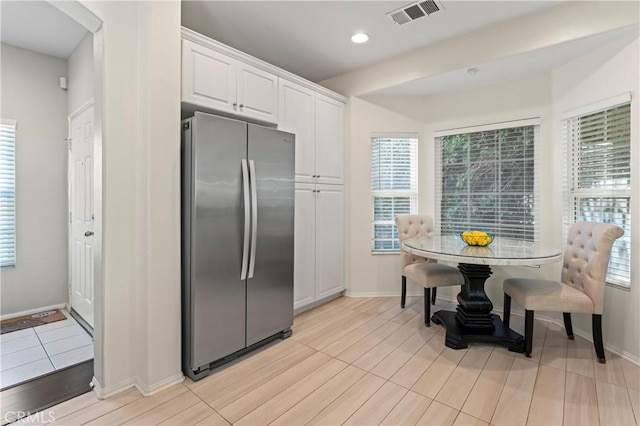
[278,78,345,311]
[181,28,346,312]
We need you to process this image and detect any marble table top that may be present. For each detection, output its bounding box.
[402,235,563,266]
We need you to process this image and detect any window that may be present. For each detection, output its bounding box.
[1,119,16,267]
[562,95,631,288]
[371,135,418,251]
[435,119,540,241]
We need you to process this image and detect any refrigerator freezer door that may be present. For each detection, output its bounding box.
[246,124,295,346]
[186,112,248,369]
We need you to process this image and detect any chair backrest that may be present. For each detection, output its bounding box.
[562,221,624,314]
[395,214,435,268]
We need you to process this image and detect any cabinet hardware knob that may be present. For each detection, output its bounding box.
[239,104,244,108]
[85,231,94,237]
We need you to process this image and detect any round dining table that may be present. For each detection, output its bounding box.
[402,235,562,353]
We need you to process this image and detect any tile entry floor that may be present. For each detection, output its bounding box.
[22,296,640,425]
[0,310,94,389]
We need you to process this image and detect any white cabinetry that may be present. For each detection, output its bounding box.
[182,39,278,124]
[315,95,344,185]
[278,81,344,185]
[294,183,344,310]
[181,28,346,313]
[315,185,344,299]
[294,184,316,309]
[278,80,315,183]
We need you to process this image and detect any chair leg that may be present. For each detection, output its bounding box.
[593,314,606,364]
[563,313,574,340]
[424,288,431,327]
[524,310,534,358]
[401,276,407,309]
[503,294,511,328]
[431,287,437,305]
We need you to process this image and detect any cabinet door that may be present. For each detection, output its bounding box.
[294,183,316,310]
[315,95,344,185]
[237,62,279,124]
[279,80,315,183]
[315,184,344,299]
[182,40,237,114]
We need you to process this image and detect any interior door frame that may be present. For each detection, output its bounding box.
[67,98,95,325]
[50,0,105,388]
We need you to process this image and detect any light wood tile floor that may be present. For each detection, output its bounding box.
[22,297,640,425]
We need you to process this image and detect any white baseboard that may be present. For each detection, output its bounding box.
[345,292,640,366]
[92,376,136,400]
[92,373,184,399]
[344,291,404,297]
[134,373,184,397]
[0,303,68,320]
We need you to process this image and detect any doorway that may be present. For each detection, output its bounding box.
[69,102,95,329]
[0,1,103,421]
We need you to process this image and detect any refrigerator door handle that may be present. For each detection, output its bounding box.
[248,159,258,279]
[241,159,250,280]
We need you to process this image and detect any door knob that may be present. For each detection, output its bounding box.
[85,231,94,237]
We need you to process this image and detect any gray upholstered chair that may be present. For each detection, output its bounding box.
[395,214,464,326]
[503,221,624,362]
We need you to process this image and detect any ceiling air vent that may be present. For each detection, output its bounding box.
[386,0,444,26]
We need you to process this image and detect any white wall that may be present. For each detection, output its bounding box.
[78,0,183,396]
[68,32,93,116]
[345,97,426,297]
[552,34,639,361]
[0,43,69,315]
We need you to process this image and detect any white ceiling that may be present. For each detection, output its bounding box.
[369,25,640,97]
[181,1,564,83]
[1,1,88,59]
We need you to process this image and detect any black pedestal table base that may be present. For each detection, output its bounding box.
[433,262,525,353]
[431,311,525,352]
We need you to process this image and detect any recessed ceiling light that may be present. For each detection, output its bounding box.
[351,33,369,44]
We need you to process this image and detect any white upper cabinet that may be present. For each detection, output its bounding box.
[278,81,344,185]
[237,62,279,124]
[182,40,237,114]
[182,39,278,124]
[315,95,345,185]
[278,80,315,183]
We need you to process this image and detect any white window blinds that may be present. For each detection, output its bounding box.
[435,120,540,241]
[1,119,16,267]
[371,136,418,251]
[562,96,631,287]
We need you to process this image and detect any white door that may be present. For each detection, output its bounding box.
[315,184,344,299]
[237,62,278,124]
[182,39,237,114]
[315,95,344,185]
[70,106,95,327]
[278,80,315,183]
[293,183,316,310]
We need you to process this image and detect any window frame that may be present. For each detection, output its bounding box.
[371,134,419,253]
[434,118,541,242]
[1,118,17,268]
[561,93,632,289]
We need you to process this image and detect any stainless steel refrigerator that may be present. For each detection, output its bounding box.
[181,112,295,381]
